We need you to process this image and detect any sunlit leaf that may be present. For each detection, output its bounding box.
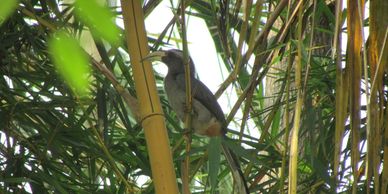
[74,0,120,45]
[49,31,90,96]
[208,137,221,191]
[0,0,18,25]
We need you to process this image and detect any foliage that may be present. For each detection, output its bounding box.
[0,0,387,193]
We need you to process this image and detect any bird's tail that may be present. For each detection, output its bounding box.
[221,142,249,194]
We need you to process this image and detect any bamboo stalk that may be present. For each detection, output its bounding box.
[288,2,304,193]
[346,1,364,193]
[383,97,388,194]
[369,4,388,192]
[333,0,345,191]
[180,1,192,193]
[120,1,179,194]
[234,0,252,78]
[280,51,293,194]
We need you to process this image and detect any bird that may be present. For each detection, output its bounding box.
[144,49,249,194]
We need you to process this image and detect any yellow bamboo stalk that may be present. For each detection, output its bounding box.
[180,1,192,193]
[280,53,293,194]
[346,1,364,193]
[366,1,383,193]
[234,0,252,77]
[288,63,303,194]
[383,98,388,194]
[288,2,304,193]
[246,0,263,58]
[333,1,346,191]
[370,1,388,192]
[236,0,260,142]
[120,1,179,194]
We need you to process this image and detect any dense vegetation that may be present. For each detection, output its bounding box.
[1,0,387,193]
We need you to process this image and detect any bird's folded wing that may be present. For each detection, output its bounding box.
[174,74,226,124]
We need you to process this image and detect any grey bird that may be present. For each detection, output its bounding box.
[144,49,249,194]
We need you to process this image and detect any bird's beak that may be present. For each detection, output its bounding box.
[142,51,167,62]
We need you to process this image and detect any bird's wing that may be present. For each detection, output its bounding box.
[175,74,226,124]
[174,74,249,193]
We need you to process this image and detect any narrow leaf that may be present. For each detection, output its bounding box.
[74,0,120,45]
[49,31,90,96]
[208,137,221,192]
[0,0,18,25]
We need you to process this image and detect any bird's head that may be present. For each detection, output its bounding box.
[143,49,195,76]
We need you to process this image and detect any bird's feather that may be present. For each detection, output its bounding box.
[174,74,226,126]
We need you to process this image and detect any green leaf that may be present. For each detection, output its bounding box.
[0,0,18,25]
[222,138,259,164]
[49,31,91,96]
[74,0,120,45]
[208,137,221,193]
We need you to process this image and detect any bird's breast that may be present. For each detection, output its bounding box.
[164,76,186,120]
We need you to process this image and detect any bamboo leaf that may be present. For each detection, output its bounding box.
[74,0,120,45]
[208,137,221,192]
[49,31,91,96]
[0,0,18,25]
